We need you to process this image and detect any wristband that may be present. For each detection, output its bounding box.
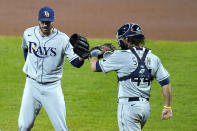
[164,106,172,109]
[91,52,98,58]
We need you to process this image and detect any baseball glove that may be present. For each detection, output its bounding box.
[90,43,116,58]
[69,33,90,59]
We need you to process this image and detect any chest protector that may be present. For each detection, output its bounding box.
[118,48,154,86]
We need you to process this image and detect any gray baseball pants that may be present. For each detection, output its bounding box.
[18,77,68,131]
[118,97,150,131]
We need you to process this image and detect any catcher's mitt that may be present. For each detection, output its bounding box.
[90,43,116,59]
[69,33,90,59]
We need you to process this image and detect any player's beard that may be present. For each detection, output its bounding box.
[39,22,54,37]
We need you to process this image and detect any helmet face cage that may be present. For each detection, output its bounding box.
[116,23,144,49]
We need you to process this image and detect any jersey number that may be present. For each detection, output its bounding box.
[132,69,152,86]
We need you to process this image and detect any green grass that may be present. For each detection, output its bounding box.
[0,36,197,131]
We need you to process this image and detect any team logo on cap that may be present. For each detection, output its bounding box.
[44,11,50,17]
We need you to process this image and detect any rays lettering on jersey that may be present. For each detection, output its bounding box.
[28,42,56,58]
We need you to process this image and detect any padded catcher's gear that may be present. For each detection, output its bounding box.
[118,48,154,86]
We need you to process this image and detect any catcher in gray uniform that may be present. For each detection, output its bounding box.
[90,22,172,131]
[18,6,89,131]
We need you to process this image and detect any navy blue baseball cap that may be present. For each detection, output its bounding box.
[38,6,55,22]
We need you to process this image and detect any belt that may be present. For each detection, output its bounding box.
[27,75,36,81]
[27,75,58,84]
[118,97,149,103]
[128,97,149,101]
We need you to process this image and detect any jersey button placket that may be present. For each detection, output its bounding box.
[38,41,45,83]
[36,58,42,82]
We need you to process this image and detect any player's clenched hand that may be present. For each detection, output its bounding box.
[90,47,104,58]
[161,108,172,120]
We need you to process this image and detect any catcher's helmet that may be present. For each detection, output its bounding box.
[116,22,144,49]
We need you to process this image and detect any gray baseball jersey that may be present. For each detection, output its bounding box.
[22,26,78,83]
[99,48,169,98]
[99,47,169,131]
[18,26,77,131]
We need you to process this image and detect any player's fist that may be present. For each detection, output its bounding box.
[90,47,103,58]
[161,108,172,120]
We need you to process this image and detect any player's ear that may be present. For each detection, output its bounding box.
[123,37,130,47]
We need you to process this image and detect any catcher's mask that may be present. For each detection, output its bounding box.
[116,22,145,50]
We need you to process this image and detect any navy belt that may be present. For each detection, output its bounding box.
[128,97,149,101]
[27,75,58,84]
[27,75,36,81]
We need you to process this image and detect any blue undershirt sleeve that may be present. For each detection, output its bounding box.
[23,49,28,61]
[96,61,102,72]
[70,57,84,68]
[159,78,170,86]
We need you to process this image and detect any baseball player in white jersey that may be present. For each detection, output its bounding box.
[18,6,87,131]
[90,22,172,131]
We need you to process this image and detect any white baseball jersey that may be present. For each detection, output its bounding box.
[22,26,78,83]
[99,48,169,98]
